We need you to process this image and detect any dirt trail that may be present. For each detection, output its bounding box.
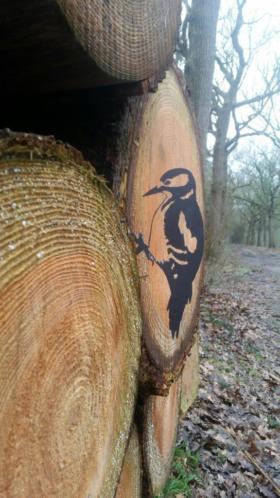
[237,246,280,334]
[181,245,280,498]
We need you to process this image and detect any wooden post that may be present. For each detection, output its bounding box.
[0,131,142,498]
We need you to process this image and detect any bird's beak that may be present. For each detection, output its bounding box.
[143,185,163,197]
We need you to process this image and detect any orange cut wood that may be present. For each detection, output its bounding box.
[0,0,181,94]
[115,426,142,498]
[116,68,205,392]
[142,380,181,497]
[0,131,141,498]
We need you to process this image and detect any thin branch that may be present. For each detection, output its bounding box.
[216,55,234,84]
[234,87,280,109]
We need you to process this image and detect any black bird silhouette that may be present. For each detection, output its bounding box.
[134,168,204,339]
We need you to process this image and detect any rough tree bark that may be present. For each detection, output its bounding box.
[210,104,232,256]
[0,131,142,498]
[185,0,221,168]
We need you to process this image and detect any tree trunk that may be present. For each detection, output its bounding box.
[208,105,231,258]
[115,426,142,498]
[263,218,268,247]
[141,380,181,497]
[257,221,262,247]
[0,131,141,498]
[246,221,252,245]
[0,0,181,95]
[186,0,220,169]
[268,214,275,248]
[114,68,205,394]
[251,223,256,245]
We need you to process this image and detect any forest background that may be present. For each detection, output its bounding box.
[176,0,280,257]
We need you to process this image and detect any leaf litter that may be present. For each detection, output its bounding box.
[179,245,280,498]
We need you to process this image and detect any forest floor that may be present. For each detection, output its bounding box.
[174,244,280,498]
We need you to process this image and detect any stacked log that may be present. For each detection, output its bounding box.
[0,0,181,94]
[114,68,204,495]
[115,426,142,498]
[142,380,182,497]
[114,68,205,394]
[0,4,204,495]
[0,131,141,498]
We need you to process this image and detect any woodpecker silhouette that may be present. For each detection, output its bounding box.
[134,168,204,339]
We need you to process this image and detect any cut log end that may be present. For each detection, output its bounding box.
[142,380,181,497]
[115,426,142,498]
[117,68,205,390]
[59,0,181,81]
[0,132,141,498]
[0,0,181,94]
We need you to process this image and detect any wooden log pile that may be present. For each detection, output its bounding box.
[113,68,204,496]
[0,131,142,498]
[0,4,203,498]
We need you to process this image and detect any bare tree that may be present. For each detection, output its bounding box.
[208,0,280,257]
[232,148,280,248]
[177,0,221,168]
[177,0,280,257]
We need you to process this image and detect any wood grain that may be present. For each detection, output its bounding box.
[0,131,141,498]
[115,426,142,498]
[142,380,181,497]
[0,0,180,94]
[115,69,205,392]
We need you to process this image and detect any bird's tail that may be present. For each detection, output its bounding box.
[167,289,192,339]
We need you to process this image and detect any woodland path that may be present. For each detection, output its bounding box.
[179,244,280,498]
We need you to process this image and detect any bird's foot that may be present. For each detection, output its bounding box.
[132,233,156,264]
[132,233,147,255]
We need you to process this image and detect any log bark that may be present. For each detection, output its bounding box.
[0,0,181,95]
[141,380,181,497]
[0,131,142,498]
[114,68,205,394]
[180,334,199,416]
[115,426,142,498]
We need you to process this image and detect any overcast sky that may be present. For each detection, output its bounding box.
[181,1,279,161]
[249,0,279,15]
[216,0,280,162]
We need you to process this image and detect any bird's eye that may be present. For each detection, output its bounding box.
[164,180,171,185]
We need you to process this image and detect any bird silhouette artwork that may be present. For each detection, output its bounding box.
[133,168,204,339]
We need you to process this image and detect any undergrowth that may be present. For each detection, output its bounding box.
[154,443,202,498]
